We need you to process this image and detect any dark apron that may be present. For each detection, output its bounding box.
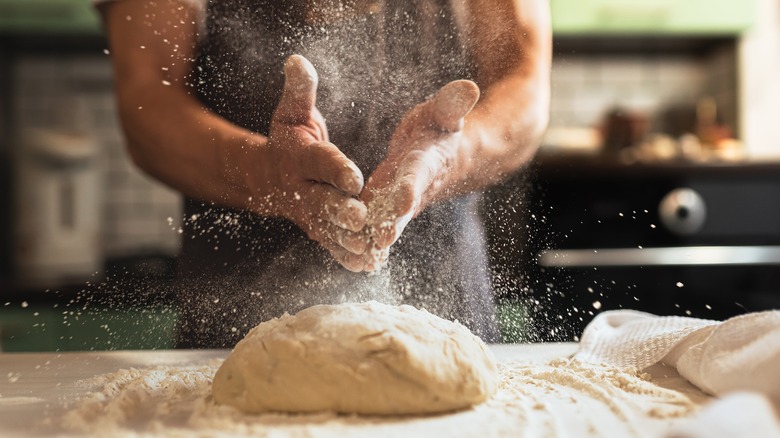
[176,0,499,347]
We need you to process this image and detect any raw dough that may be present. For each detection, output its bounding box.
[212,301,498,415]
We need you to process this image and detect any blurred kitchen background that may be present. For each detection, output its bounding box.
[1,0,779,350]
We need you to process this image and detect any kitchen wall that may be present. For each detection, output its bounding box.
[739,0,780,160]
[551,55,704,128]
[548,46,738,146]
[13,55,182,259]
[548,0,778,159]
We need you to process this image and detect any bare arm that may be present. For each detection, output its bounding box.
[100,0,370,270]
[99,0,256,208]
[457,0,552,190]
[360,0,551,269]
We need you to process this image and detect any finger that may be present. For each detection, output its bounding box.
[426,80,480,132]
[370,149,444,248]
[370,182,411,248]
[305,221,366,271]
[307,225,368,258]
[343,252,367,272]
[373,200,415,248]
[363,247,389,272]
[316,185,367,231]
[275,54,319,124]
[321,239,365,272]
[323,223,368,255]
[301,142,364,196]
[304,183,368,249]
[326,197,368,233]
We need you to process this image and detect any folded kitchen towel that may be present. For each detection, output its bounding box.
[574,309,780,403]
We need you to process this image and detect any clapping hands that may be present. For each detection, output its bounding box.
[266,55,480,272]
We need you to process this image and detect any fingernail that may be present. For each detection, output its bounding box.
[336,226,368,255]
[284,55,318,91]
[338,165,363,195]
[343,253,364,272]
[340,199,367,232]
[345,235,368,255]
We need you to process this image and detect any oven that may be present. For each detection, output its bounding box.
[494,156,780,341]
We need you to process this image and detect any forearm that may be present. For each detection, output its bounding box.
[454,66,550,192]
[437,0,551,199]
[101,0,265,212]
[116,84,265,211]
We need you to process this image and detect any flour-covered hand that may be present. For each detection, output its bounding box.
[358,80,480,271]
[247,55,368,271]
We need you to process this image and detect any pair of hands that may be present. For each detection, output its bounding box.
[250,55,480,272]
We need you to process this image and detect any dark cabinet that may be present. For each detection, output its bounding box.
[488,156,780,341]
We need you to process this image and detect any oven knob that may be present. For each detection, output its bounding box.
[659,188,706,235]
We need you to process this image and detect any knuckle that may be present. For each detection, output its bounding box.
[312,141,341,158]
[404,149,427,163]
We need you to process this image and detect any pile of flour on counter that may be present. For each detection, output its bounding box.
[59,358,702,437]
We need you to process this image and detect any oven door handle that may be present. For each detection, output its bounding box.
[538,246,780,267]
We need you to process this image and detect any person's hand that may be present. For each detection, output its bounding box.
[246,55,369,271]
[358,80,481,271]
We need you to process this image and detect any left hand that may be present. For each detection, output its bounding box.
[358,80,481,271]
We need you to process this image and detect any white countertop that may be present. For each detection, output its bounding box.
[0,343,710,437]
[0,349,226,435]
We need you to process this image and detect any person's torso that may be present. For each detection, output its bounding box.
[196,0,472,173]
[175,0,499,345]
[184,0,476,272]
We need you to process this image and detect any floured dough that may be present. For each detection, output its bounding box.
[212,301,498,415]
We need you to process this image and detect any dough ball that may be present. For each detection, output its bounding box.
[212,301,498,415]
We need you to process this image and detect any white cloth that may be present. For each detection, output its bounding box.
[575,309,780,437]
[575,310,780,402]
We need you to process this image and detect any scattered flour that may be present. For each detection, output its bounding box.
[59,357,700,437]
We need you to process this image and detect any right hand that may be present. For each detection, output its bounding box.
[246,55,369,271]
[358,80,481,271]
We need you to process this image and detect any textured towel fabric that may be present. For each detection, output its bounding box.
[575,310,780,404]
[575,310,718,370]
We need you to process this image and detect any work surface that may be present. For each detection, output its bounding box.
[0,344,712,437]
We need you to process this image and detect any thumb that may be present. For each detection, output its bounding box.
[275,54,319,123]
[426,80,480,132]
